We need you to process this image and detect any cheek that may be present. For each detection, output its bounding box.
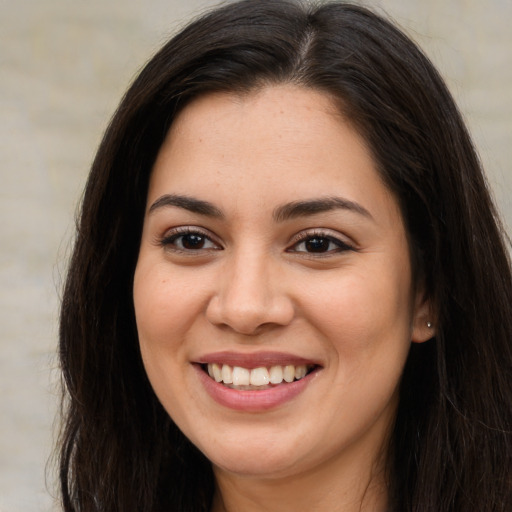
[133,273,188,396]
[301,268,414,428]
[301,263,414,357]
[133,265,199,413]
[133,263,206,346]
[134,275,176,382]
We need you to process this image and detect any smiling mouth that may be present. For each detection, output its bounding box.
[203,363,317,390]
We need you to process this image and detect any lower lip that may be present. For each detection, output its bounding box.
[194,365,319,412]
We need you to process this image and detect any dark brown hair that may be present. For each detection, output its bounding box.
[58,1,512,510]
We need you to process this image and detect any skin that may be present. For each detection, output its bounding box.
[133,85,432,512]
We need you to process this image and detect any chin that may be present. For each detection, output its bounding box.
[196,431,309,479]
[210,451,303,479]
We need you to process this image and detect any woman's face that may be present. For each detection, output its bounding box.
[133,85,431,481]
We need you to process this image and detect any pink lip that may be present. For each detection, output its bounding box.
[193,362,320,412]
[196,351,320,369]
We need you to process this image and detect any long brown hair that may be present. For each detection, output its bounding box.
[58,1,512,510]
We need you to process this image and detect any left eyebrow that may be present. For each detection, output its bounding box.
[273,197,373,223]
[148,194,224,218]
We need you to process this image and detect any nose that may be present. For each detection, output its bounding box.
[205,250,295,335]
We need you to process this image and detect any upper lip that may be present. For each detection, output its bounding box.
[195,351,322,369]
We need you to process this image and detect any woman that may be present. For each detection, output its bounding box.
[58,1,512,510]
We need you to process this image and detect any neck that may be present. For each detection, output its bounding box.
[211,447,389,512]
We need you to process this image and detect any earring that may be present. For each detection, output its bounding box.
[426,321,433,328]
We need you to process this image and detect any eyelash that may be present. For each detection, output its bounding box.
[159,227,355,255]
[159,227,221,253]
[289,230,355,255]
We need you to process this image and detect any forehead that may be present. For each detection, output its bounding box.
[147,85,399,226]
[171,85,342,134]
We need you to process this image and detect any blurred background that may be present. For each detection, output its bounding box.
[0,0,511,510]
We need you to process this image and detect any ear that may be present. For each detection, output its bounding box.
[411,290,435,343]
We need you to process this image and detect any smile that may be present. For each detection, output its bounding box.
[206,363,314,389]
[194,353,321,412]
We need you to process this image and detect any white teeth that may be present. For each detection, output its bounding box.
[232,366,250,386]
[221,364,233,384]
[206,363,313,387]
[283,365,295,383]
[250,367,270,386]
[269,365,283,384]
[212,363,222,382]
[295,365,307,379]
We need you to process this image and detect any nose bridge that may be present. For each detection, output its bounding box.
[231,246,275,307]
[206,244,293,334]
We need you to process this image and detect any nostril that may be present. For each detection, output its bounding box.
[205,292,295,335]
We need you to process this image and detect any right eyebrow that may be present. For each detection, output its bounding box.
[148,194,224,218]
[273,197,373,223]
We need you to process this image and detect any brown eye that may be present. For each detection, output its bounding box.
[304,237,331,253]
[161,229,220,252]
[290,233,353,255]
[180,233,207,250]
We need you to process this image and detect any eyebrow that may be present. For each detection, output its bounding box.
[149,194,224,218]
[148,193,372,222]
[273,197,373,222]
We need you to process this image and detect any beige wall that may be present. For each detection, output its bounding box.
[1,1,510,510]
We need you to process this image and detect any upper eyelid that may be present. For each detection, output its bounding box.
[162,225,214,238]
[159,226,222,247]
[289,228,355,246]
[156,225,356,250]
